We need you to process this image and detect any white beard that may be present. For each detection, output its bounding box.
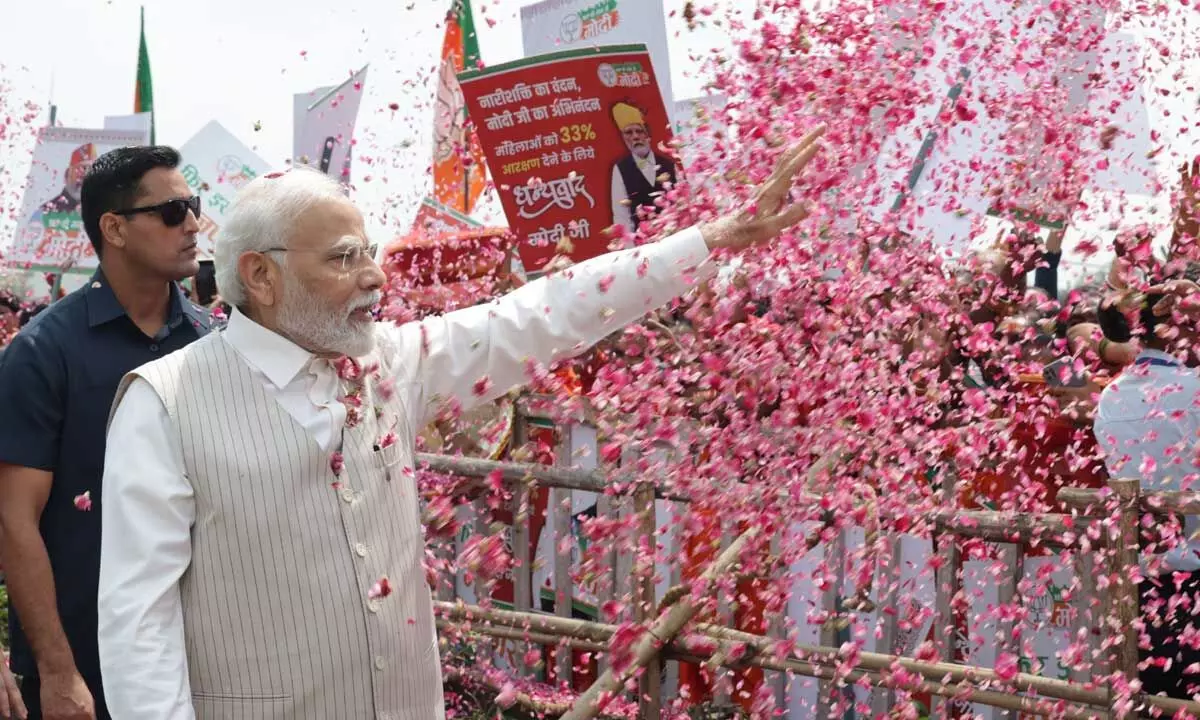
[277,273,380,358]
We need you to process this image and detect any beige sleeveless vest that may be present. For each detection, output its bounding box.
[113,331,444,720]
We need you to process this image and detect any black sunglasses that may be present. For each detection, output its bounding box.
[113,195,202,227]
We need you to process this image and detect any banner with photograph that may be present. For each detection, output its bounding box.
[521,0,672,118]
[8,127,148,271]
[459,44,674,272]
[178,120,274,259]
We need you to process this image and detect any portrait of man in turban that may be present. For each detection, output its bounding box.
[608,101,677,233]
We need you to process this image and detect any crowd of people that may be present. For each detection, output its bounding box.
[0,293,47,356]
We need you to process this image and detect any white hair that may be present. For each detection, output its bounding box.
[214,166,348,308]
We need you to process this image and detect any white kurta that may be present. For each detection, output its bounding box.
[98,227,712,719]
[1094,348,1200,573]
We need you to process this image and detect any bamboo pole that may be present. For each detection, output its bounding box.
[692,621,1110,707]
[933,509,1075,548]
[870,534,900,716]
[419,454,1079,545]
[932,470,962,717]
[995,543,1022,720]
[436,618,608,654]
[416,452,691,502]
[552,428,575,685]
[1106,478,1141,716]
[512,415,533,678]
[443,661,574,716]
[558,528,758,720]
[1072,550,1101,685]
[436,601,615,643]
[817,525,845,717]
[1059,487,1200,516]
[633,483,662,720]
[435,600,1200,717]
[445,616,1111,720]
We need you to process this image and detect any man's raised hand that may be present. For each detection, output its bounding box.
[700,125,826,253]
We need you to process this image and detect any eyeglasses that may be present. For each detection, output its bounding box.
[113,196,202,227]
[263,242,380,272]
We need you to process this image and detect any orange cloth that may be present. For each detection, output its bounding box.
[678,508,766,711]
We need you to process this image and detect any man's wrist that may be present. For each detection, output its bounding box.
[698,217,736,252]
[36,649,79,678]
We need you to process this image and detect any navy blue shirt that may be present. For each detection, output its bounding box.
[0,271,210,684]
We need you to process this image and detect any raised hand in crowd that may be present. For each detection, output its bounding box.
[1177,157,1199,240]
[1149,277,1200,319]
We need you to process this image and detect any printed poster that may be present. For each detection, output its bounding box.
[177,120,274,259]
[8,127,149,271]
[521,0,673,119]
[459,44,674,272]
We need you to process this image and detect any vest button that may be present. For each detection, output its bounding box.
[354,542,368,557]
[367,598,381,614]
[149,344,159,352]
[374,655,386,671]
[340,487,355,504]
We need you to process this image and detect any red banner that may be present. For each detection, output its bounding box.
[459,44,674,272]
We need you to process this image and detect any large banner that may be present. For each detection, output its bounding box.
[459,44,674,272]
[867,0,1113,254]
[521,0,673,119]
[293,66,368,179]
[8,127,148,271]
[178,121,273,259]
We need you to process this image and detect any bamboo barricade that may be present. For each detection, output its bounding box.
[422,397,1200,719]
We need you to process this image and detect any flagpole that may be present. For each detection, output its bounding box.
[46,68,63,302]
[463,155,470,214]
[48,68,57,126]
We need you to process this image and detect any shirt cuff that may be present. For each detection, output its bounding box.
[656,225,717,284]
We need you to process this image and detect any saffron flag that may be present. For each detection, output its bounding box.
[432,0,487,214]
[135,7,155,145]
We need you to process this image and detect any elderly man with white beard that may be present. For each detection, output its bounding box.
[95,126,824,720]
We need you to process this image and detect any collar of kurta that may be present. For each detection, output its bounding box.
[223,307,319,389]
[1135,349,1184,368]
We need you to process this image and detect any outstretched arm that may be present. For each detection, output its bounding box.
[390,127,826,425]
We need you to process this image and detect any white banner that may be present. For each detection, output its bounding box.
[673,94,728,176]
[520,0,673,119]
[868,0,1112,255]
[293,66,368,179]
[178,120,273,259]
[7,127,148,271]
[103,113,154,139]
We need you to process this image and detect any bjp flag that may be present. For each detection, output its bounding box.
[433,0,487,214]
[135,6,155,144]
